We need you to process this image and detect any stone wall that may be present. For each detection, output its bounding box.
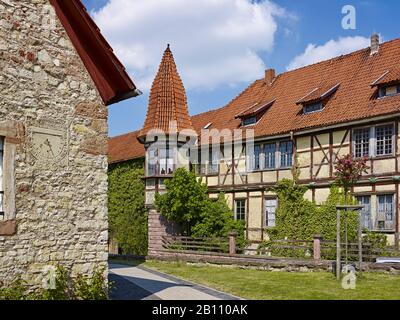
[0,0,108,287]
[148,209,180,255]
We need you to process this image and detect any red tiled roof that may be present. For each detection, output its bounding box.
[138,45,194,140]
[50,0,139,106]
[296,83,340,105]
[110,38,400,162]
[191,38,400,142]
[235,99,276,118]
[371,68,400,87]
[108,131,144,164]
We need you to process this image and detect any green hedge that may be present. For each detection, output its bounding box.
[108,159,147,256]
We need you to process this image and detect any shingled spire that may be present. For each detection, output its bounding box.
[138,45,194,140]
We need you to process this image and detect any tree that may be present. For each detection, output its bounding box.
[155,168,208,234]
[108,160,148,255]
[334,154,369,203]
[155,168,244,241]
[192,193,245,246]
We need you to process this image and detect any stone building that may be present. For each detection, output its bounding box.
[109,35,400,251]
[0,0,139,286]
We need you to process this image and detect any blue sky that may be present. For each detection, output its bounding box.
[82,0,400,137]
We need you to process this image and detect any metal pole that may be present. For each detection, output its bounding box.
[345,210,348,265]
[336,209,341,281]
[358,209,363,274]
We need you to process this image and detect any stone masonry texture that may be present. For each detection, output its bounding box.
[0,0,108,287]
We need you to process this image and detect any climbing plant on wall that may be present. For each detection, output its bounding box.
[108,159,148,255]
[267,179,358,242]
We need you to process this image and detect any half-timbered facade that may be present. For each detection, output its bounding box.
[109,35,400,247]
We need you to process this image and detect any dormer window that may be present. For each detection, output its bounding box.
[242,116,257,126]
[378,85,400,98]
[303,102,324,114]
[235,99,275,127]
[371,69,400,98]
[297,83,340,115]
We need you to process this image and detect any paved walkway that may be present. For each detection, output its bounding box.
[109,263,241,300]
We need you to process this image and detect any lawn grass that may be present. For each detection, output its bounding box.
[139,260,400,300]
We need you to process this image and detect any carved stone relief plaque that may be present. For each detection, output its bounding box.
[27,118,69,169]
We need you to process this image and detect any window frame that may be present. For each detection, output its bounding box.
[352,122,395,159]
[279,140,293,168]
[376,194,395,231]
[241,116,257,127]
[264,197,278,228]
[378,84,400,98]
[355,195,372,230]
[303,101,324,114]
[0,120,18,234]
[234,199,246,221]
[0,137,3,220]
[249,140,293,172]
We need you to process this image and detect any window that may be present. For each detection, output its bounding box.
[249,141,292,171]
[0,138,3,220]
[375,125,393,156]
[379,85,400,98]
[264,143,276,169]
[208,148,219,175]
[354,128,370,158]
[352,124,394,158]
[235,199,246,221]
[376,195,394,231]
[356,196,372,230]
[253,145,261,170]
[303,102,323,114]
[265,198,277,227]
[280,141,293,168]
[242,116,257,126]
[159,147,174,175]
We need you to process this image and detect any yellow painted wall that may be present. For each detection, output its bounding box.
[247,172,262,184]
[248,197,262,241]
[374,158,396,175]
[314,188,330,204]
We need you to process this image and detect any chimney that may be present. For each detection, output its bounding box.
[265,68,276,85]
[370,33,380,55]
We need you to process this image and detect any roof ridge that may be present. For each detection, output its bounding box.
[109,130,140,139]
[282,38,400,76]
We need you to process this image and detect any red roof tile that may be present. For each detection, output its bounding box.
[138,45,194,140]
[50,0,139,106]
[108,131,144,164]
[111,38,400,162]
[235,99,276,118]
[371,68,400,87]
[296,83,340,105]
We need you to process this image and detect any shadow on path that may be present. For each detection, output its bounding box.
[109,273,161,300]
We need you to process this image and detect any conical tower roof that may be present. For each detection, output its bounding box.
[138,45,195,141]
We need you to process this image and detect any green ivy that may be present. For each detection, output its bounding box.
[108,159,148,256]
[264,179,359,258]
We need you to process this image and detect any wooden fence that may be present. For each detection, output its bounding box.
[161,234,400,263]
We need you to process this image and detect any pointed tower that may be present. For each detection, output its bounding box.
[139,46,197,253]
[138,44,194,141]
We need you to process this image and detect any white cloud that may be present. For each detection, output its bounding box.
[92,0,289,91]
[287,36,370,71]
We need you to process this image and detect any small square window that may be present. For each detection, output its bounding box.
[242,116,257,126]
[304,102,323,114]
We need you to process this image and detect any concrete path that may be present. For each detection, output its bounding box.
[109,263,241,300]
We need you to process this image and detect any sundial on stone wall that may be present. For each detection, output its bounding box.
[27,118,69,169]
